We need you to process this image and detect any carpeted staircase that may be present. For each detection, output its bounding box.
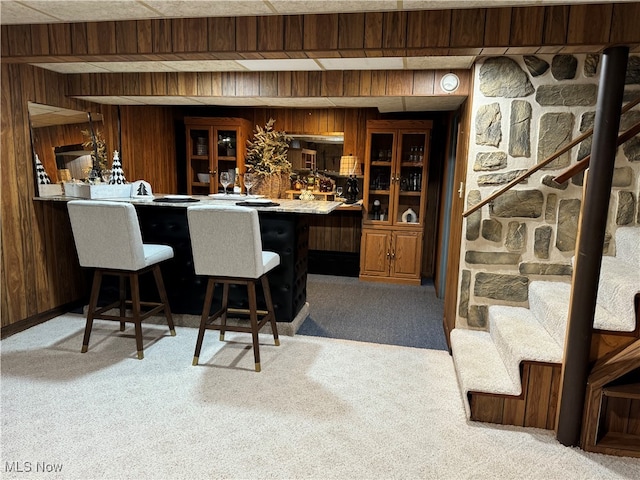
[450,226,640,425]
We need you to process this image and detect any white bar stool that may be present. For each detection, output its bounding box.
[187,204,280,372]
[67,200,176,359]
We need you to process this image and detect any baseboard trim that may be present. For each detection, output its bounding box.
[1,301,85,339]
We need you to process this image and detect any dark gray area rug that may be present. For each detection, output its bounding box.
[298,274,448,350]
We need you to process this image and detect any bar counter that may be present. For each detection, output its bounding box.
[36,195,345,328]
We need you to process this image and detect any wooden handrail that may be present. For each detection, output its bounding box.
[462,95,640,218]
[553,120,640,184]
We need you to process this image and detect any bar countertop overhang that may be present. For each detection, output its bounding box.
[35,194,348,215]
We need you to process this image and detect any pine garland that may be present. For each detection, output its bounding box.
[245,118,292,177]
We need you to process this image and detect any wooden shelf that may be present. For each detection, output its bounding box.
[285,190,336,201]
[603,383,640,400]
[597,432,640,451]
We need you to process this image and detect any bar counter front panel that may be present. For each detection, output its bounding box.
[39,196,345,323]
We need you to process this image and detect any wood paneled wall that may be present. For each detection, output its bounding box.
[64,69,470,101]
[2,3,639,62]
[119,105,177,193]
[0,64,111,330]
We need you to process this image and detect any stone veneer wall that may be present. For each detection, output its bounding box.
[457,54,640,330]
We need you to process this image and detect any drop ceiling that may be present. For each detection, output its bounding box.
[2,1,625,112]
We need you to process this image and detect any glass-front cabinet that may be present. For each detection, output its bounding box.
[360,120,432,285]
[185,117,252,195]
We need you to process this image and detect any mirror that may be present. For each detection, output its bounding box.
[28,102,105,189]
[288,133,344,175]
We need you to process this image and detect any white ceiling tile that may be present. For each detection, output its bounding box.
[318,57,404,70]
[196,97,267,106]
[406,56,476,70]
[162,60,247,72]
[95,62,177,73]
[269,0,397,14]
[405,96,465,111]
[14,1,159,23]
[29,62,112,74]
[0,1,62,23]
[143,1,273,18]
[236,59,322,71]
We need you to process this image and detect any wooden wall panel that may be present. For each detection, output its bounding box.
[172,18,208,53]
[364,13,383,50]
[407,10,450,53]
[1,63,97,330]
[509,7,545,46]
[610,3,640,43]
[116,21,139,54]
[119,105,177,194]
[48,23,72,55]
[567,4,613,45]
[208,17,236,52]
[4,4,639,64]
[152,19,172,53]
[544,6,570,46]
[29,25,50,58]
[484,8,511,47]
[304,14,338,51]
[338,13,365,50]
[87,22,117,55]
[258,16,283,51]
[450,9,486,48]
[382,12,407,53]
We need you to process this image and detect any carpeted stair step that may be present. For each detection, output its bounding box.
[529,281,633,348]
[597,256,639,332]
[614,226,640,268]
[450,328,520,417]
[488,305,564,387]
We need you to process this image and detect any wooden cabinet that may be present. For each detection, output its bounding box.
[360,228,423,282]
[360,120,432,285]
[185,117,252,195]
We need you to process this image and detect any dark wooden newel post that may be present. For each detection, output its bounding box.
[556,46,629,447]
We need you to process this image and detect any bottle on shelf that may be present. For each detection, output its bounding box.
[233,167,242,194]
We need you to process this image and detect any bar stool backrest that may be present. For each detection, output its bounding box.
[67,200,146,271]
[187,205,264,279]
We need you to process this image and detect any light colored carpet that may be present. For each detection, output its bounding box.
[1,314,639,480]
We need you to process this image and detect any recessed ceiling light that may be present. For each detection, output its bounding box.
[440,73,460,93]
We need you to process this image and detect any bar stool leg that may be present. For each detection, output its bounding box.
[261,275,279,346]
[130,273,144,360]
[152,265,176,336]
[82,270,103,353]
[247,280,261,372]
[219,282,229,341]
[119,275,126,331]
[193,278,215,366]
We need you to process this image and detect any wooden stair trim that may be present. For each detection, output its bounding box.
[582,338,640,457]
[468,360,562,430]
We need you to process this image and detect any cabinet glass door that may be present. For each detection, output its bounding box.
[366,132,394,223]
[395,132,427,226]
[188,127,211,195]
[214,128,239,193]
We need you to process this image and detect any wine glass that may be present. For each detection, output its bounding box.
[244,172,256,197]
[336,186,343,199]
[219,171,231,194]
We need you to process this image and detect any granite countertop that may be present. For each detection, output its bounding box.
[35,194,347,215]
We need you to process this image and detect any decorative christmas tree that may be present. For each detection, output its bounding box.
[34,154,52,184]
[109,150,127,185]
